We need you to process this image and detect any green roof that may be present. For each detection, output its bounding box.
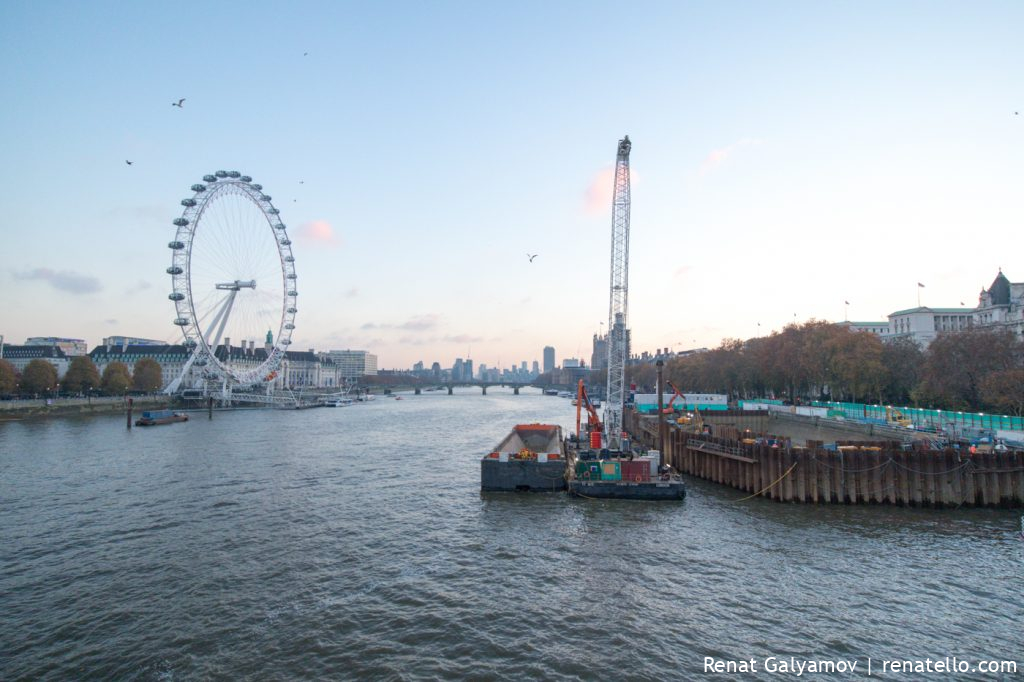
[889,306,974,316]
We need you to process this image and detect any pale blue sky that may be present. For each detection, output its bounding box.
[2,1,1022,369]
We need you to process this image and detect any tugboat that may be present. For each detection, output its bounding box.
[135,409,189,426]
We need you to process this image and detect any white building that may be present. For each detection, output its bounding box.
[25,337,88,356]
[323,350,378,381]
[1,344,71,379]
[885,307,974,347]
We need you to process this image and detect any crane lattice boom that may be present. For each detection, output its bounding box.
[604,135,631,451]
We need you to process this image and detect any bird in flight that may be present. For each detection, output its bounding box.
[172,98,185,108]
[125,160,133,165]
[527,253,538,262]
[303,52,308,56]
[299,180,304,184]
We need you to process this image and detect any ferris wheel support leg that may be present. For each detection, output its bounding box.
[165,345,202,394]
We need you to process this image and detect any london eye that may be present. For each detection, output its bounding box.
[164,171,297,393]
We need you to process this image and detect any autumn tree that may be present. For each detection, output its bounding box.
[915,329,1021,410]
[132,357,163,392]
[880,336,923,405]
[101,361,132,395]
[21,359,58,395]
[979,369,1024,416]
[63,356,102,394]
[829,329,887,403]
[0,359,18,394]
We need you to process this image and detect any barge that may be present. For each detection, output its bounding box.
[480,424,566,492]
[135,410,189,426]
[567,451,686,500]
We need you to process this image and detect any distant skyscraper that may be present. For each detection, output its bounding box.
[532,360,539,374]
[452,358,464,382]
[431,362,441,379]
[543,346,555,373]
[520,360,527,372]
[465,359,473,382]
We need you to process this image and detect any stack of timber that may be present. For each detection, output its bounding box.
[625,410,1024,508]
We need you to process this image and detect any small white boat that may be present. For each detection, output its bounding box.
[321,395,354,407]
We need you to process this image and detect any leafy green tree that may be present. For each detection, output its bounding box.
[0,359,18,394]
[21,359,58,395]
[132,357,163,392]
[101,362,132,395]
[63,356,102,394]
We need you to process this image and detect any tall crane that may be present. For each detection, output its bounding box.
[604,135,631,451]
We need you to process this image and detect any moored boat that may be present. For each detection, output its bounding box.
[481,424,566,492]
[135,410,189,426]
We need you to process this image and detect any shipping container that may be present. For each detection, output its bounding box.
[620,460,649,482]
[600,460,621,481]
[578,461,601,480]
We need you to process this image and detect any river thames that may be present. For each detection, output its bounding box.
[1,388,1021,680]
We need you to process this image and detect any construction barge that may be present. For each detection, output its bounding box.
[480,424,567,492]
[480,382,686,500]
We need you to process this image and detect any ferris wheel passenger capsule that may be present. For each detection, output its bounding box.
[173,317,190,326]
[228,171,240,178]
[173,218,189,226]
[191,184,206,192]
[203,175,217,183]
[181,198,196,207]
[167,266,183,275]
[168,241,184,250]
[168,292,185,301]
[215,170,228,178]
[240,175,252,182]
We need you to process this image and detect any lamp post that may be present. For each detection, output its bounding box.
[656,359,665,465]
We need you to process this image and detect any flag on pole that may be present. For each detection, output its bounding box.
[918,282,925,288]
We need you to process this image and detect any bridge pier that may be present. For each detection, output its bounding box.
[447,385,453,395]
[514,386,519,395]
[414,387,421,395]
[482,385,487,395]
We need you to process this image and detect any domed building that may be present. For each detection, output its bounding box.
[975,269,1024,338]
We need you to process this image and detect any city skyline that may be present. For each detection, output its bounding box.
[2,2,1022,370]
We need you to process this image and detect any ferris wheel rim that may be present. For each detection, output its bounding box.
[166,171,297,385]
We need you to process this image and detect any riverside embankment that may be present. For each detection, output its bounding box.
[0,395,169,421]
[628,410,1024,508]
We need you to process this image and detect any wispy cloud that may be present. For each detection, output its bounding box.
[699,138,762,176]
[361,314,442,332]
[673,265,693,279]
[126,279,152,295]
[14,268,102,294]
[295,219,339,246]
[105,318,118,325]
[584,167,615,215]
[443,334,483,344]
[400,314,440,331]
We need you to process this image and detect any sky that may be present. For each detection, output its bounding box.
[1,1,1022,371]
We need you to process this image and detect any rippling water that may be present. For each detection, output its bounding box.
[2,389,1021,680]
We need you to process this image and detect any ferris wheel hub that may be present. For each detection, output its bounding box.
[215,279,257,291]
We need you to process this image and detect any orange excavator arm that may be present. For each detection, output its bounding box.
[576,379,602,438]
[661,381,685,414]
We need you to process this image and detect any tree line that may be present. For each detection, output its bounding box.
[0,357,163,397]
[626,321,1024,416]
